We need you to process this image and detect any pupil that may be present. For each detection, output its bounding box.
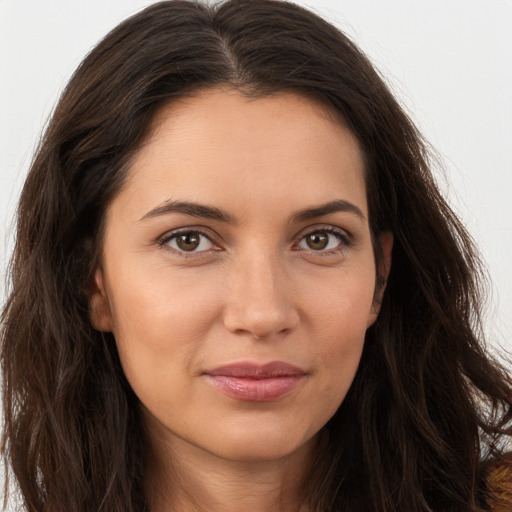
[177,233,200,251]
[307,233,328,250]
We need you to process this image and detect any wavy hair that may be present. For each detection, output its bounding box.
[2,1,511,511]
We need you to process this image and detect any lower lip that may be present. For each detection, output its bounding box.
[205,375,304,402]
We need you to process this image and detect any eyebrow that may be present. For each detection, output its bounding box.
[291,199,365,223]
[140,198,365,223]
[140,200,235,223]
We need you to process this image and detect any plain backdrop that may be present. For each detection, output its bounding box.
[1,0,511,506]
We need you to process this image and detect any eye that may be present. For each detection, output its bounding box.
[297,228,350,252]
[161,230,216,253]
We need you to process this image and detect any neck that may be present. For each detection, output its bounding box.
[144,424,317,512]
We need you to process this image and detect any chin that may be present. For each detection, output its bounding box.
[198,417,320,463]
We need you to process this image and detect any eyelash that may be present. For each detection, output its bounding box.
[157,229,218,258]
[295,227,352,255]
[157,226,352,257]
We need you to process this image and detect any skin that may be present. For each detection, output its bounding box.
[89,88,392,512]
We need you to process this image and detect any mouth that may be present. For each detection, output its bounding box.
[203,361,307,402]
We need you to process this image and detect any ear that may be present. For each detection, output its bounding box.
[367,231,393,327]
[88,267,113,332]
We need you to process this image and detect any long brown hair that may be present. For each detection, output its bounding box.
[2,1,511,511]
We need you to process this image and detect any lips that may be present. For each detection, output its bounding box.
[204,362,306,402]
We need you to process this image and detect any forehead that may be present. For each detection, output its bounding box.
[116,87,368,221]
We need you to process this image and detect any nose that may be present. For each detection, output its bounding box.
[222,252,299,340]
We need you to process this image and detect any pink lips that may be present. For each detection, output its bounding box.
[204,362,306,402]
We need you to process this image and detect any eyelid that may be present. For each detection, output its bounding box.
[294,225,353,252]
[157,227,221,256]
[156,224,353,257]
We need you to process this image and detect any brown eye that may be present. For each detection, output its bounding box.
[164,231,215,253]
[305,232,329,250]
[176,233,200,251]
[297,229,347,252]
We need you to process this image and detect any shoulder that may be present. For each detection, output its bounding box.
[483,453,512,512]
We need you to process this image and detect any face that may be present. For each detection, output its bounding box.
[90,88,392,463]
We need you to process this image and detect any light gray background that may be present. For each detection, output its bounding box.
[1,0,511,507]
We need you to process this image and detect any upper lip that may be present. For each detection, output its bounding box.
[204,361,306,379]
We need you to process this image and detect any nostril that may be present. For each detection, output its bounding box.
[223,264,300,339]
[225,310,299,341]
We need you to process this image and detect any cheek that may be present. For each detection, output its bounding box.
[301,265,375,387]
[105,265,224,392]
[105,249,375,411]
[109,261,223,335]
[290,289,370,441]
[302,263,376,336]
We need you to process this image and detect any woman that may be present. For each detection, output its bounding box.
[1,1,511,511]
